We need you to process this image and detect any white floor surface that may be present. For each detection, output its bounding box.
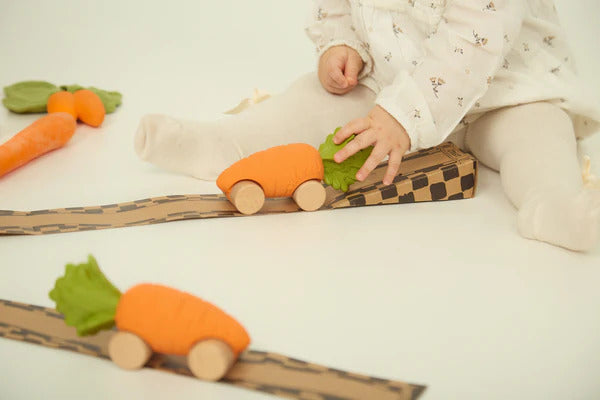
[1,1,599,399]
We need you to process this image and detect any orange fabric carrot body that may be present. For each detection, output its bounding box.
[46,89,105,127]
[115,283,250,356]
[0,112,77,178]
[74,89,105,127]
[217,143,324,198]
[47,91,77,119]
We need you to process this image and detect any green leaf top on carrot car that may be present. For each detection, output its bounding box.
[319,127,373,192]
[49,255,122,336]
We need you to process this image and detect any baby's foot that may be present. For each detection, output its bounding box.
[518,189,600,251]
[134,114,241,180]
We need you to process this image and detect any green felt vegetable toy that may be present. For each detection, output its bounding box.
[319,127,373,192]
[2,81,122,114]
[2,81,60,113]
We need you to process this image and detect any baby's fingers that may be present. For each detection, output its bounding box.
[333,118,369,145]
[334,128,374,163]
[355,143,388,182]
[382,149,403,185]
[328,67,348,89]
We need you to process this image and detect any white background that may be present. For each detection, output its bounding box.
[1,1,599,399]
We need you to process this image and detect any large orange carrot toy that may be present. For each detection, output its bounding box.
[49,255,250,381]
[0,112,76,178]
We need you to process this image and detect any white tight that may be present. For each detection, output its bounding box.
[135,73,599,251]
[135,73,376,180]
[464,102,599,251]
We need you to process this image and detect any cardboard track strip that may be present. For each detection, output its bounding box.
[0,299,426,400]
[0,143,477,235]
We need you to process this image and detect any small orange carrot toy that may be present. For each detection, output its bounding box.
[217,143,326,215]
[49,255,250,381]
[46,91,77,119]
[47,89,105,127]
[0,112,77,178]
[73,89,105,127]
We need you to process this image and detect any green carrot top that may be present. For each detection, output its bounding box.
[49,255,122,336]
[319,127,373,192]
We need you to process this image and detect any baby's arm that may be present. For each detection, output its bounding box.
[335,0,526,183]
[306,0,373,94]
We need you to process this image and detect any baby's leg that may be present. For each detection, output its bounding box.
[465,102,599,251]
[135,72,375,180]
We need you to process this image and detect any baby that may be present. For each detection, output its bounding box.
[135,0,600,251]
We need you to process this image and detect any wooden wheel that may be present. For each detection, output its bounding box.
[229,180,265,215]
[108,331,152,370]
[293,180,326,211]
[187,339,235,381]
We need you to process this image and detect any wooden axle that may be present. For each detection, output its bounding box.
[293,180,326,211]
[108,331,152,370]
[108,332,235,381]
[187,339,235,381]
[229,180,265,215]
[229,179,326,215]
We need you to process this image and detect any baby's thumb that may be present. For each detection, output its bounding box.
[329,65,348,88]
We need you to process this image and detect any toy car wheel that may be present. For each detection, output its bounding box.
[229,180,265,215]
[293,179,326,211]
[108,331,152,370]
[187,339,235,381]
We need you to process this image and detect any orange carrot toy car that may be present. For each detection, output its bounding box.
[49,255,250,381]
[216,132,373,215]
[217,143,326,215]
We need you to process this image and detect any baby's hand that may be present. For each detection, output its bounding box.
[333,106,410,185]
[318,45,363,95]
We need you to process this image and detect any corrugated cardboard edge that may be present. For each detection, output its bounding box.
[327,145,477,208]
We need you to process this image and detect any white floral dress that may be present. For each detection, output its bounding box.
[306,0,600,152]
